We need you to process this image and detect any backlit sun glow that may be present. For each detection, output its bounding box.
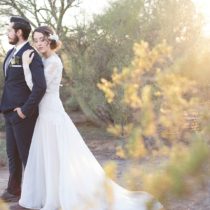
[193,0,210,37]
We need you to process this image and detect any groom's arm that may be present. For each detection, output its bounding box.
[20,51,46,117]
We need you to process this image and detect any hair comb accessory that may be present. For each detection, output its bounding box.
[49,33,59,42]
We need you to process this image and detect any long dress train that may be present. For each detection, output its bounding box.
[19,53,163,210]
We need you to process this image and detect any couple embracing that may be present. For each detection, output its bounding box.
[0,16,163,210]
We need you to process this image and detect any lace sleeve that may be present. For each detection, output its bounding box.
[23,64,33,90]
[44,61,59,86]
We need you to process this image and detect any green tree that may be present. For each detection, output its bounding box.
[70,0,202,126]
[141,0,202,57]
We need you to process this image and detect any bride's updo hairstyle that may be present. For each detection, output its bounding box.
[32,26,62,51]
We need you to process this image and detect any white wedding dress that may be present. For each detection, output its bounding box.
[19,53,163,210]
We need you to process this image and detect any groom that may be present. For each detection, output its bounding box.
[0,16,46,202]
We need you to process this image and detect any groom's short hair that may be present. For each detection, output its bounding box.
[10,16,31,40]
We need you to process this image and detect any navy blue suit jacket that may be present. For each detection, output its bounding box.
[0,42,46,119]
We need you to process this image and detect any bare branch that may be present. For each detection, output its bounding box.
[48,0,58,22]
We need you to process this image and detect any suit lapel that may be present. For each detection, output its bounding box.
[4,42,31,79]
[3,48,14,77]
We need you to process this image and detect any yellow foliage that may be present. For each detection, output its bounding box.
[142,139,210,201]
[0,200,9,210]
[103,161,118,181]
[98,39,210,208]
[141,86,156,137]
[107,124,122,136]
[97,79,115,103]
[116,145,126,159]
[143,171,173,200]
[97,40,171,108]
[124,84,142,108]
[152,146,170,157]
[107,123,134,137]
[123,165,143,190]
[126,130,147,159]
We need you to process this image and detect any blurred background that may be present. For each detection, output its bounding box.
[1,0,210,209]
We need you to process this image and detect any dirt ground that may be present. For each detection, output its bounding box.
[0,111,210,210]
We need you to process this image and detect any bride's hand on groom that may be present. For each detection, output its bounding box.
[13,107,26,119]
[22,49,35,66]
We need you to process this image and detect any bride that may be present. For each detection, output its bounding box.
[19,26,163,210]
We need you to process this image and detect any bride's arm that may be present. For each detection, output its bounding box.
[22,49,35,90]
[23,64,33,90]
[20,49,46,117]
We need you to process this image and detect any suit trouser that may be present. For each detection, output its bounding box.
[4,111,38,196]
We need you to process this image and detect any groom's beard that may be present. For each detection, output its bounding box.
[9,35,19,45]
